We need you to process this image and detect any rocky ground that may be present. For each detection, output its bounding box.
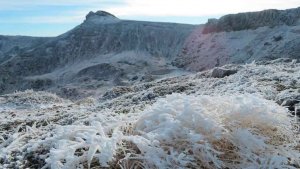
[0,59,299,168]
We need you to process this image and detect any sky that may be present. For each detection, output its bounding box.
[1,0,300,36]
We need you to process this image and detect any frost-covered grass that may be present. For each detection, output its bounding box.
[132,94,299,168]
[0,61,299,168]
[0,90,70,110]
[5,94,296,169]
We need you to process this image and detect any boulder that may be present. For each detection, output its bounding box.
[211,67,237,78]
[276,89,300,115]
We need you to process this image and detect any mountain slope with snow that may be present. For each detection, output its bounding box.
[0,11,196,98]
[0,36,50,62]
[174,7,300,71]
[1,8,300,97]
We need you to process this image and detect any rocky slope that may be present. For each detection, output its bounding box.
[203,7,300,33]
[0,11,195,98]
[174,7,300,71]
[0,36,50,62]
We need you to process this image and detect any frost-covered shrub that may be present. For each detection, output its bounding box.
[37,94,299,169]
[133,94,299,168]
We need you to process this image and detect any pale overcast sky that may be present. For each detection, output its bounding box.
[1,0,300,36]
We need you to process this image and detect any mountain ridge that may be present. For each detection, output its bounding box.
[174,7,300,71]
[203,7,300,33]
[0,11,196,98]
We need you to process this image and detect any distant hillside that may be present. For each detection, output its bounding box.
[174,7,300,71]
[1,8,300,98]
[0,36,51,62]
[202,7,300,33]
[0,11,195,98]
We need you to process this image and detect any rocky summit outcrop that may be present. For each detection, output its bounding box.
[203,7,300,33]
[84,11,120,24]
[86,11,117,18]
[0,11,195,98]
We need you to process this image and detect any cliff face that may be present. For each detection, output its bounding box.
[203,7,300,33]
[174,7,300,71]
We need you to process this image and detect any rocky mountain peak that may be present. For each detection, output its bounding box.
[85,10,120,24]
[86,11,117,19]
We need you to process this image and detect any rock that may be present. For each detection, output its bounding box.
[273,35,283,42]
[141,91,157,101]
[141,75,155,82]
[281,99,299,111]
[131,76,139,81]
[85,11,120,24]
[264,42,272,46]
[295,104,300,116]
[276,89,300,114]
[86,11,117,19]
[211,67,237,78]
